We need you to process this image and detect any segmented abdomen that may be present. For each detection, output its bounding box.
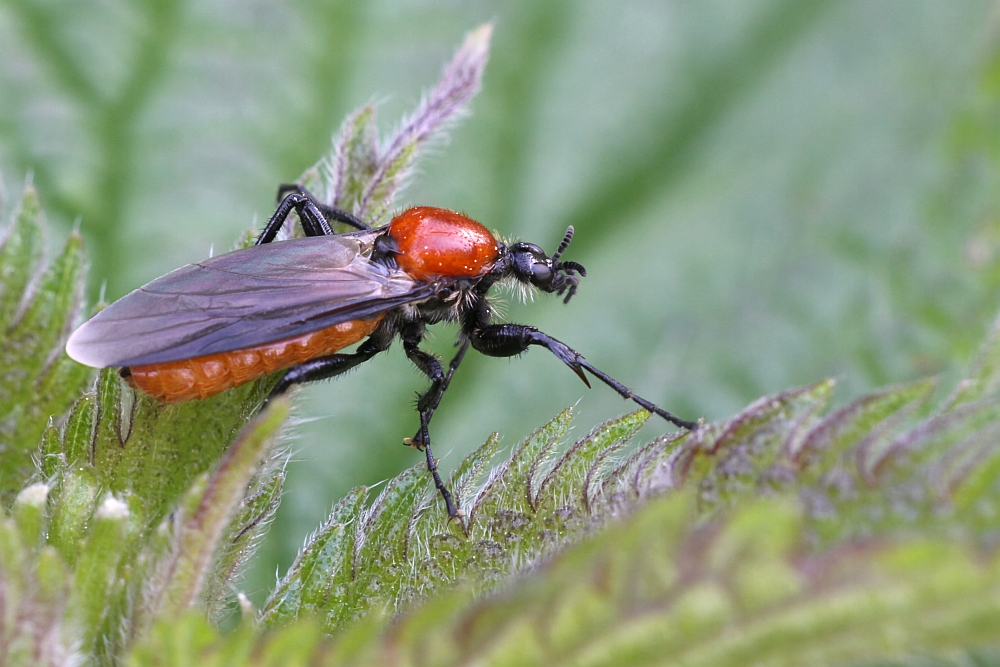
[126,316,383,402]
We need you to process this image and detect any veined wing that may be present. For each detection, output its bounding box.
[66,235,430,368]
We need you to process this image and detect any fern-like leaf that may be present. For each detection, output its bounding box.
[0,186,90,499]
[145,399,289,622]
[250,314,1000,660]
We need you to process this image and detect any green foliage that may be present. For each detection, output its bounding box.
[295,24,491,232]
[0,186,90,499]
[0,175,295,667]
[4,0,998,598]
[0,396,290,666]
[261,409,658,630]
[4,208,1000,666]
[3,17,1000,667]
[39,367,280,527]
[128,316,1000,664]
[250,316,1000,660]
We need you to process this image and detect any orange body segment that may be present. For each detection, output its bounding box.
[126,316,383,402]
[388,206,500,281]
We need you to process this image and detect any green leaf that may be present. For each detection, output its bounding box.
[0,187,43,325]
[261,409,692,635]
[448,431,499,513]
[148,398,290,621]
[350,464,433,592]
[0,186,90,499]
[261,486,368,627]
[43,366,282,532]
[245,344,1000,659]
[793,378,936,474]
[202,464,285,619]
[475,407,572,520]
[46,466,101,565]
[324,105,380,217]
[944,313,1000,409]
[12,482,48,551]
[535,410,649,515]
[0,516,78,667]
[690,379,834,512]
[128,491,1000,667]
[69,495,131,658]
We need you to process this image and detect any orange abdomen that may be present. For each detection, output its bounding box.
[126,316,383,402]
[388,206,500,281]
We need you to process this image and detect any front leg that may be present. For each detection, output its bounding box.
[404,340,471,452]
[470,323,698,431]
[402,334,445,412]
[402,330,460,518]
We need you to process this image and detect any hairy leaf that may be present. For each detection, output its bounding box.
[203,464,285,619]
[0,186,90,499]
[131,490,1000,667]
[147,399,289,621]
[253,322,1000,660]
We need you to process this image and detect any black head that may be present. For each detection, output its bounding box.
[506,226,587,303]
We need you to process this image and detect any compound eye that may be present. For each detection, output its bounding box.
[531,262,553,288]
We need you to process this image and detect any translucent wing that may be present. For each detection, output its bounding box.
[66,235,430,367]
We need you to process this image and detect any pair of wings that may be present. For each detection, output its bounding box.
[66,234,434,368]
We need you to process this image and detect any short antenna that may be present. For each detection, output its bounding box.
[551,225,575,263]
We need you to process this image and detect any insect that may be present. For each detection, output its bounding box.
[66,185,697,516]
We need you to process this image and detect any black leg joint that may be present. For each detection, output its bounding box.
[469,323,535,358]
[407,340,471,450]
[403,340,444,385]
[256,193,334,244]
[275,183,370,231]
[401,326,448,413]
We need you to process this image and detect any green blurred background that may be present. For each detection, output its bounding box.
[3,0,1000,602]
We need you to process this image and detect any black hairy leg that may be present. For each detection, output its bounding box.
[402,329,461,517]
[276,183,369,231]
[469,323,698,431]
